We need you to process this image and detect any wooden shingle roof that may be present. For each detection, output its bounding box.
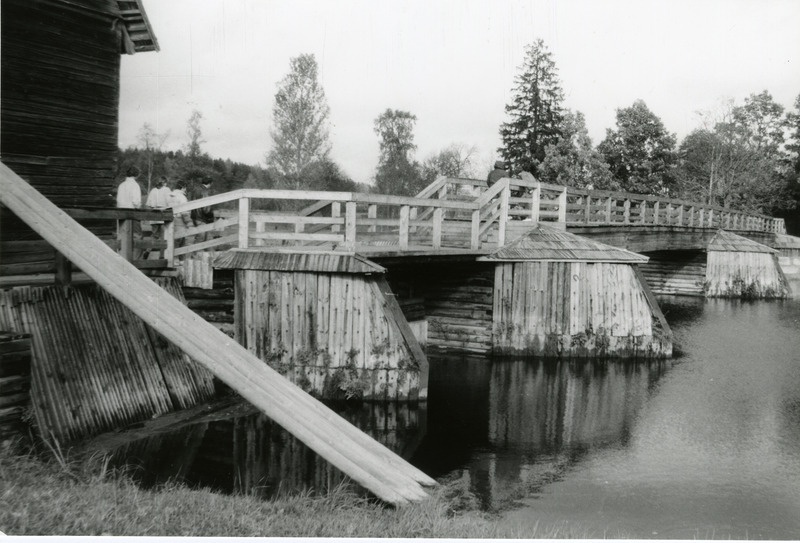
[214,249,387,274]
[116,0,159,53]
[707,230,777,254]
[479,223,648,263]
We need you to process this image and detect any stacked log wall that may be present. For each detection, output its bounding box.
[638,250,706,297]
[1,0,124,275]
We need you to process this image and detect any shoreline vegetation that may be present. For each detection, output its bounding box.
[0,438,587,538]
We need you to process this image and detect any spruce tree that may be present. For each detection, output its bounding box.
[498,39,565,176]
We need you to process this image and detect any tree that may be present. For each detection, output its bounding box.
[498,39,565,176]
[676,92,792,213]
[420,143,480,184]
[136,123,169,193]
[185,109,205,159]
[539,110,615,189]
[267,54,331,189]
[373,109,425,195]
[598,100,678,195]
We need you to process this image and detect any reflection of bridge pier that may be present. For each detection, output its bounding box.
[455,358,668,510]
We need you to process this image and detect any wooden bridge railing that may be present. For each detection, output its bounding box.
[165,177,786,262]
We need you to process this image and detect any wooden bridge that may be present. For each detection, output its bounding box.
[164,176,788,263]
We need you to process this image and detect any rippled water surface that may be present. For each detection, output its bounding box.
[105,296,800,539]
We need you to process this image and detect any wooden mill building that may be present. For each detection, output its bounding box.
[1,0,158,277]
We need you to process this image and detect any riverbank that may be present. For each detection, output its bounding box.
[0,440,583,538]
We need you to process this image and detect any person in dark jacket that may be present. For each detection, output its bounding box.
[487,160,508,186]
[190,180,214,242]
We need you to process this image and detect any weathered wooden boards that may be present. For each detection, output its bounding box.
[225,254,428,401]
[704,230,790,299]
[0,331,32,440]
[0,279,216,443]
[0,163,434,504]
[491,262,671,357]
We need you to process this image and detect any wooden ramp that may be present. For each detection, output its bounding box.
[0,162,434,505]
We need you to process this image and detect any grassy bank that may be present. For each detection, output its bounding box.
[0,440,582,538]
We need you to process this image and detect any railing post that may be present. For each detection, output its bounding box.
[470,209,480,249]
[432,207,443,249]
[164,219,175,264]
[640,201,647,224]
[331,202,341,233]
[688,206,695,227]
[255,221,265,247]
[698,208,705,227]
[345,201,357,250]
[367,204,377,233]
[531,183,541,222]
[238,197,250,249]
[119,218,134,261]
[498,183,510,246]
[584,194,592,224]
[558,188,567,223]
[653,202,660,225]
[665,203,672,225]
[677,204,684,226]
[623,199,631,224]
[399,205,410,249]
[55,251,72,287]
[707,208,714,228]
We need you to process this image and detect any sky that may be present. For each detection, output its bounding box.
[119,0,800,184]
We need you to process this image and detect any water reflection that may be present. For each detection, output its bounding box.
[418,356,667,510]
[107,402,426,499]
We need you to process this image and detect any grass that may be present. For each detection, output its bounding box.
[0,438,588,538]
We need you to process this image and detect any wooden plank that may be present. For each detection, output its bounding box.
[238,197,250,249]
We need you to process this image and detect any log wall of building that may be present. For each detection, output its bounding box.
[0,278,215,443]
[234,270,425,401]
[638,250,706,297]
[704,251,789,299]
[492,262,671,358]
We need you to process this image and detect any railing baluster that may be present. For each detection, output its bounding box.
[432,207,443,249]
[368,204,377,233]
[330,202,341,233]
[498,184,510,246]
[238,197,249,249]
[345,201,357,250]
[558,188,567,223]
[653,201,660,225]
[623,199,631,224]
[164,220,175,263]
[531,183,541,222]
[639,201,647,224]
[399,205,409,249]
[584,194,592,224]
[708,208,714,228]
[677,204,684,226]
[606,197,613,223]
[470,209,480,249]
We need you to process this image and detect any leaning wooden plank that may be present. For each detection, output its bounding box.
[0,162,433,505]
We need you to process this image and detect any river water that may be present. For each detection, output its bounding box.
[103,296,800,539]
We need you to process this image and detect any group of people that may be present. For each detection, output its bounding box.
[115,166,214,259]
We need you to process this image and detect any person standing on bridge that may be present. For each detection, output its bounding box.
[487,160,509,187]
[168,179,193,247]
[145,176,171,259]
[190,179,215,243]
[116,166,143,259]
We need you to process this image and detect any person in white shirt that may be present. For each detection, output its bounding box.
[116,166,143,259]
[145,176,172,259]
[116,166,142,208]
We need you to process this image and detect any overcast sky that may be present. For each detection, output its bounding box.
[119,0,800,184]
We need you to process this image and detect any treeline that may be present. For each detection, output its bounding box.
[120,44,800,229]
